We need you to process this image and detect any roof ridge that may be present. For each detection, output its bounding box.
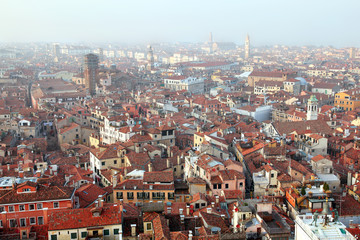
[55,186,67,195]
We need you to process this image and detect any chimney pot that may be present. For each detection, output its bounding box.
[130,224,136,236]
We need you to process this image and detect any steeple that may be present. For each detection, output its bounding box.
[245,34,250,59]
[146,45,154,71]
[307,95,318,121]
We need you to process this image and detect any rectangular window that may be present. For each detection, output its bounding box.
[30,217,36,225]
[51,235,57,240]
[8,206,14,212]
[37,203,43,210]
[114,229,119,235]
[53,202,59,208]
[0,220,2,228]
[146,223,152,230]
[225,184,229,189]
[102,162,105,166]
[116,192,123,199]
[71,233,77,239]
[127,192,134,199]
[81,232,87,238]
[38,216,44,225]
[9,219,16,228]
[20,218,26,227]
[195,203,199,209]
[19,205,25,211]
[103,229,110,236]
[168,192,174,200]
[0,207,4,212]
[29,204,35,210]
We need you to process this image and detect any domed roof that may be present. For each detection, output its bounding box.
[295,77,307,85]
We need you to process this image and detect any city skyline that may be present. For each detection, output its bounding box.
[1,0,360,47]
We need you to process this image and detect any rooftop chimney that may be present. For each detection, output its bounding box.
[186,205,190,215]
[112,175,117,188]
[215,195,219,203]
[131,224,136,236]
[148,163,152,172]
[207,208,212,214]
[188,230,193,240]
[98,195,103,207]
[7,164,10,171]
[167,159,170,169]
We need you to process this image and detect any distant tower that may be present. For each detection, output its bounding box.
[307,95,318,121]
[52,43,60,56]
[146,45,154,71]
[209,32,213,43]
[98,48,104,62]
[245,34,250,59]
[349,47,357,59]
[84,54,99,96]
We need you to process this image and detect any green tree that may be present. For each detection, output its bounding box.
[323,182,329,192]
[301,186,306,196]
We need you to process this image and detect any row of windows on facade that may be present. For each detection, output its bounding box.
[101,158,125,166]
[335,95,350,99]
[1,216,44,228]
[213,182,243,189]
[50,228,120,240]
[116,192,174,200]
[0,202,59,212]
[335,100,353,104]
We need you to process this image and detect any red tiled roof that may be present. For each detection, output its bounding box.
[0,182,74,204]
[143,171,174,183]
[48,204,122,230]
[76,183,107,208]
[59,122,80,134]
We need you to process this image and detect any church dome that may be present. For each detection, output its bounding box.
[295,77,307,85]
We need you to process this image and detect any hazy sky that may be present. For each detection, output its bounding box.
[1,0,359,47]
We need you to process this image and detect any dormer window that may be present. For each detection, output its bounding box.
[23,188,31,192]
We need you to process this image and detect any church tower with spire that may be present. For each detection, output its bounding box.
[307,95,318,121]
[245,34,250,59]
[146,45,154,71]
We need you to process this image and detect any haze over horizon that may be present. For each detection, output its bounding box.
[2,0,359,48]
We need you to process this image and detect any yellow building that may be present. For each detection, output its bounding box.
[334,89,360,111]
[194,130,205,148]
[113,171,175,204]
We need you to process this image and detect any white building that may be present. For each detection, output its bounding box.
[295,213,355,240]
[164,76,204,94]
[100,117,136,145]
[233,105,272,122]
[307,95,319,121]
